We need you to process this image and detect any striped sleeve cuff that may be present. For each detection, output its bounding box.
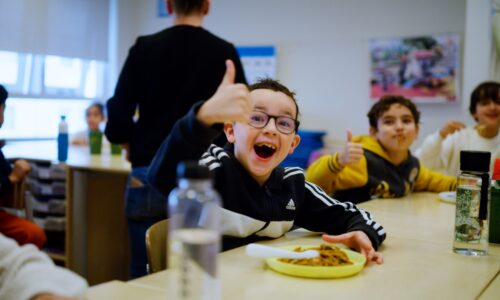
[327,152,344,173]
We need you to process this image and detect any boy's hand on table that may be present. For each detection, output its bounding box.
[337,130,364,167]
[439,120,465,138]
[198,60,251,126]
[322,231,383,265]
[31,293,75,300]
[9,159,31,183]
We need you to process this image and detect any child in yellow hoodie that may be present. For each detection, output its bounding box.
[306,95,456,204]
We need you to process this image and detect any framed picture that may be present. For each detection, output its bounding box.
[369,33,460,103]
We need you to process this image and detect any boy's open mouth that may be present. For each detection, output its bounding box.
[254,143,277,159]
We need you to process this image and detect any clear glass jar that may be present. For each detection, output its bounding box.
[453,151,491,256]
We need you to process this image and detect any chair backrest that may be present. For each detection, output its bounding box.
[12,179,27,210]
[0,178,27,218]
[145,219,169,274]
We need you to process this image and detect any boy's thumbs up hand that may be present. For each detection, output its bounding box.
[337,129,364,167]
[220,58,236,86]
[197,60,251,126]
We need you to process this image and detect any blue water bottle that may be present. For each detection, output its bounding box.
[57,115,68,162]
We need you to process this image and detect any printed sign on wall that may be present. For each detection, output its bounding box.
[158,0,170,17]
[237,46,276,84]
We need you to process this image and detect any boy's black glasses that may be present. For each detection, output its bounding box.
[248,111,299,134]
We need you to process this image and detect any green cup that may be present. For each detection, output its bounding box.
[111,143,122,155]
[89,130,103,154]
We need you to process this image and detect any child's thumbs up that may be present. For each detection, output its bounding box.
[346,129,353,142]
[220,60,236,86]
[337,129,364,167]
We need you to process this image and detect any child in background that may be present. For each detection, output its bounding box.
[71,103,111,151]
[416,81,500,176]
[0,233,87,300]
[148,60,386,264]
[306,95,456,204]
[0,84,46,249]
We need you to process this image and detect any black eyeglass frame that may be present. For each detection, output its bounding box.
[248,111,300,134]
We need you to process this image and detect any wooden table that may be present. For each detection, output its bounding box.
[86,280,164,300]
[4,141,132,284]
[87,192,500,299]
[480,273,500,300]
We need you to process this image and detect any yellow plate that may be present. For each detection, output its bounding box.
[266,245,366,279]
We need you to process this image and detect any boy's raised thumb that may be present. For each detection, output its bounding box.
[220,60,236,86]
[346,129,353,142]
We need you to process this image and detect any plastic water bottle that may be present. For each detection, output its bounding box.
[453,151,491,256]
[57,115,69,162]
[168,161,221,300]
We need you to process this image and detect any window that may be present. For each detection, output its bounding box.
[1,98,92,140]
[0,50,107,140]
[0,51,19,85]
[0,50,106,99]
[44,56,82,93]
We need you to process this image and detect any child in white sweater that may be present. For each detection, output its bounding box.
[0,233,87,300]
[416,81,500,175]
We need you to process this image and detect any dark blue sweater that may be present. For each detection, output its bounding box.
[148,103,386,250]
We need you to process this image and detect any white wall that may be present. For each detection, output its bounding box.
[463,0,492,113]
[113,0,470,149]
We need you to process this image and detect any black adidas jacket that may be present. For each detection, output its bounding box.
[148,103,386,250]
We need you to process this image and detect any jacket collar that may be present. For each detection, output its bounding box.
[355,135,412,166]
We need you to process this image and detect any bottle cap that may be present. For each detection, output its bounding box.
[177,161,210,179]
[493,158,500,180]
[459,151,491,173]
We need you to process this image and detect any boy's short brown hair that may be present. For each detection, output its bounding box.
[248,78,300,122]
[367,95,420,129]
[469,81,500,116]
[171,0,206,15]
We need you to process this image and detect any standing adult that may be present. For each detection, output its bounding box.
[105,0,247,278]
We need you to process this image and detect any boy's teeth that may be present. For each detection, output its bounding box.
[256,142,276,149]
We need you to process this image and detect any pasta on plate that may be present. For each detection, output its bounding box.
[278,244,352,266]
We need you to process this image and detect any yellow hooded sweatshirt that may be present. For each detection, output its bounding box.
[306,135,456,203]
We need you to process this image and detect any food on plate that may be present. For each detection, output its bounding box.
[278,244,352,266]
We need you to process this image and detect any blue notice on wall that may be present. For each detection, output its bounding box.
[236,46,276,84]
[158,0,170,17]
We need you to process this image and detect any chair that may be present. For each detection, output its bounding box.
[12,179,27,210]
[145,219,169,274]
[0,178,28,218]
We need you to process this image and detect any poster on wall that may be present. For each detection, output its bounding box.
[157,0,170,17]
[237,46,276,84]
[369,33,460,103]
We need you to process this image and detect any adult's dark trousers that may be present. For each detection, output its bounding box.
[124,166,166,278]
